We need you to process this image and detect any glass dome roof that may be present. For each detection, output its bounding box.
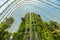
[0,0,60,33]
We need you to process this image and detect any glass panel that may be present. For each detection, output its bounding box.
[48,0,60,5]
[0,0,7,7]
[0,0,14,14]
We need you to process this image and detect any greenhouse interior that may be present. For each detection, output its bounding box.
[0,0,60,40]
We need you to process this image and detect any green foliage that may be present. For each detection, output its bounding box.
[5,12,59,40]
[1,17,14,29]
[0,16,14,40]
[13,12,60,40]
